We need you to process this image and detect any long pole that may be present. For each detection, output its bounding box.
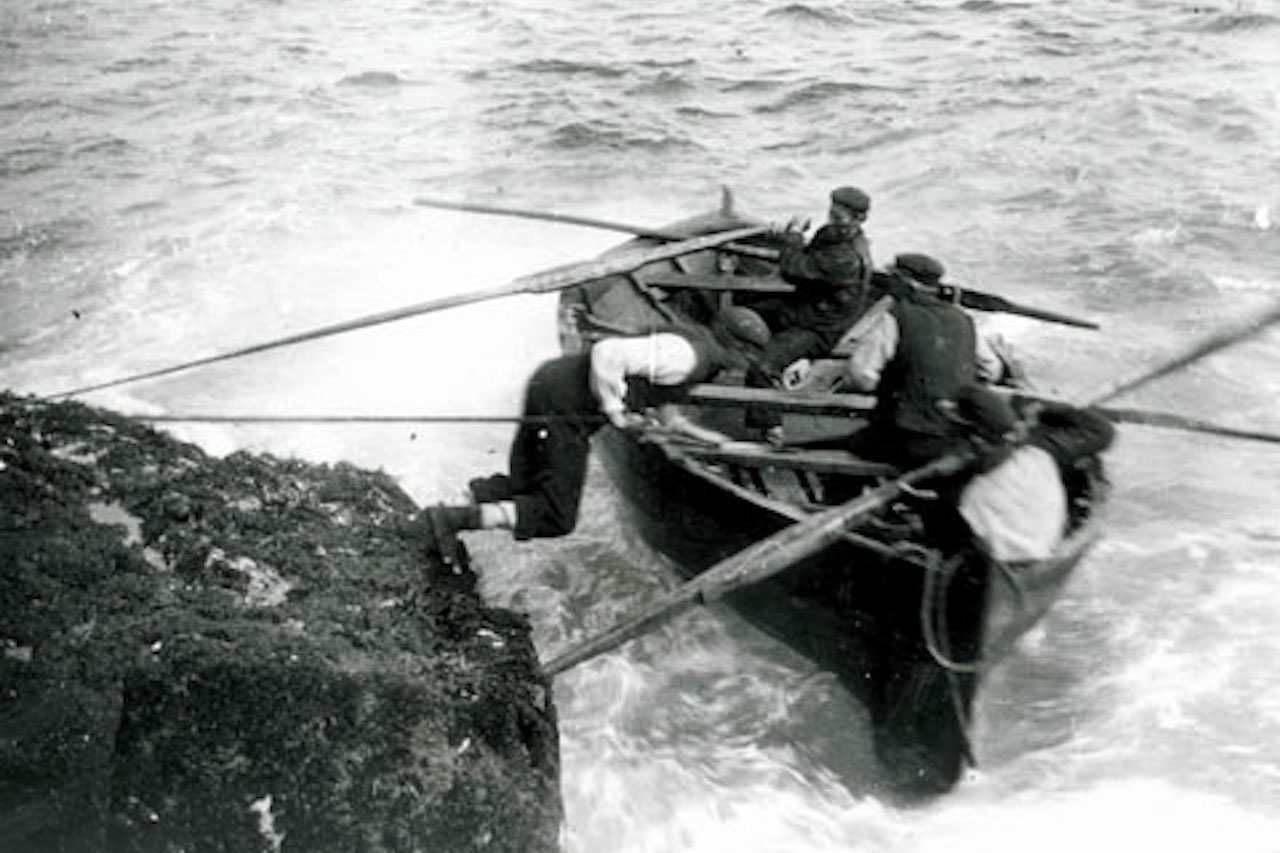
[1097,407,1280,446]
[130,414,587,425]
[48,225,766,400]
[1084,300,1280,406]
[414,196,778,260]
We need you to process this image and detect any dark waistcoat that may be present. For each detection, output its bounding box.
[876,296,977,436]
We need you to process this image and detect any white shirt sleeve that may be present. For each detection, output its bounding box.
[974,328,1005,384]
[589,333,700,427]
[843,312,898,392]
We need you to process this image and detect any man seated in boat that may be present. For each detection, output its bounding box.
[836,252,1006,469]
[423,307,771,550]
[741,186,876,444]
[944,383,1116,562]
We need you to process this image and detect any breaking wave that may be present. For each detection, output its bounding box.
[549,121,700,153]
[513,59,626,79]
[763,4,854,27]
[1192,10,1280,32]
[336,71,404,87]
[626,71,695,97]
[757,81,893,114]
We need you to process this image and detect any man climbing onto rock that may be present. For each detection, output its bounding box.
[419,307,771,559]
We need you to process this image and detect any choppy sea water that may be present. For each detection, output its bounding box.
[4,0,1280,850]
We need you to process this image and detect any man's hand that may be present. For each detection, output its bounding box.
[766,216,809,246]
[607,410,650,432]
[656,404,732,446]
[781,358,812,390]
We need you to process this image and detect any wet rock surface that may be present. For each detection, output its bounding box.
[0,392,560,852]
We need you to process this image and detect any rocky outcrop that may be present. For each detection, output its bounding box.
[0,392,560,852]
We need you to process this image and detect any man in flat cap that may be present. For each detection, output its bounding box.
[840,252,1006,468]
[944,383,1115,562]
[744,185,876,443]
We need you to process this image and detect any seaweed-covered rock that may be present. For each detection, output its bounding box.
[0,392,560,852]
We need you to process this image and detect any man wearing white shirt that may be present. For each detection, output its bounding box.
[428,307,770,545]
[949,383,1116,562]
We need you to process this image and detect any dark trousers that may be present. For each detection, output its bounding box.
[508,354,606,540]
[844,423,968,471]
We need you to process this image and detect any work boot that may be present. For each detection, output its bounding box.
[425,504,481,570]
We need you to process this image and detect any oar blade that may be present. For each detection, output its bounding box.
[955,290,1099,329]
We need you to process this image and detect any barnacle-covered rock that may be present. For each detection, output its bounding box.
[0,392,560,852]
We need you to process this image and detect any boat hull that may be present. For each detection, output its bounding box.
[557,196,1107,792]
[594,424,1103,791]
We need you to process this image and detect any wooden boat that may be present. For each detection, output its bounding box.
[554,191,1110,794]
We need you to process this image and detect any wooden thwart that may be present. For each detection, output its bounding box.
[679,442,899,478]
[686,384,874,416]
[646,272,795,294]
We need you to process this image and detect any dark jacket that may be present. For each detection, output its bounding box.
[776,225,873,333]
[1025,401,1117,471]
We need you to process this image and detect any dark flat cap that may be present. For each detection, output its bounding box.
[830,186,870,213]
[893,252,946,285]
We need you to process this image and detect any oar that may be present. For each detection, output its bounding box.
[127,403,1280,446]
[1011,301,1280,444]
[48,225,767,400]
[540,450,973,677]
[1084,299,1280,406]
[413,196,778,260]
[127,414,592,425]
[1058,300,1280,436]
[1097,407,1280,446]
[418,196,1104,331]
